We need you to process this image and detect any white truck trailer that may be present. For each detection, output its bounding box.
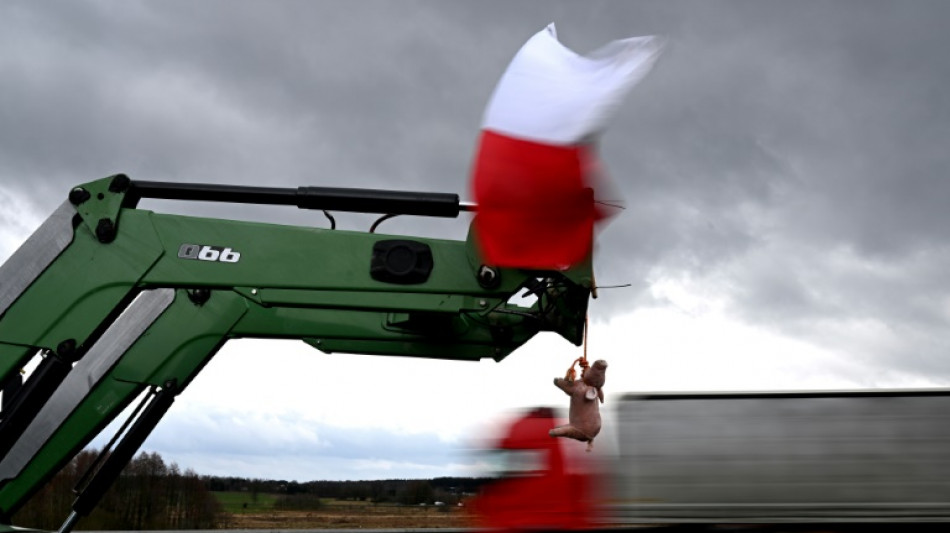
[608,390,950,525]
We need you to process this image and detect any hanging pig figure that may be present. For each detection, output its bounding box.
[549,359,608,451]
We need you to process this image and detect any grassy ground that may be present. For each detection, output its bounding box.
[212,493,473,529]
[213,491,279,514]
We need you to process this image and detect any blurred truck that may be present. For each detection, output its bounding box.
[476,389,950,530]
[609,389,950,526]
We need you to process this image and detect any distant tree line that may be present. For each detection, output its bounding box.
[205,475,490,506]
[14,449,222,530]
[14,448,492,530]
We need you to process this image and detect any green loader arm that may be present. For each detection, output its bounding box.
[0,174,592,529]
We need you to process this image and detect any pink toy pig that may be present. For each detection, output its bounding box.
[549,359,607,451]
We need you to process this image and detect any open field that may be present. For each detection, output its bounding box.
[214,493,474,529]
[214,491,280,514]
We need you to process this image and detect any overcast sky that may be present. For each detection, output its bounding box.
[2,1,949,481]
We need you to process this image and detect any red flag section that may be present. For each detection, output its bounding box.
[472,131,600,269]
[471,24,663,269]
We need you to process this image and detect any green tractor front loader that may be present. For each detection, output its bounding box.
[0,174,592,531]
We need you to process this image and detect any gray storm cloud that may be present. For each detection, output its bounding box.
[2,0,950,457]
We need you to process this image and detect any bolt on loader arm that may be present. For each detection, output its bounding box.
[0,174,593,528]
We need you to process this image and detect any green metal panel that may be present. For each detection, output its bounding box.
[141,211,514,294]
[0,208,164,354]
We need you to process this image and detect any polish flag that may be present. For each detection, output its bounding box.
[471,24,663,269]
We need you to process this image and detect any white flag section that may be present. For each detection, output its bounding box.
[472,24,664,269]
[481,23,664,145]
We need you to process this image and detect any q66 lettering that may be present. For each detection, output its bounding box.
[177,244,241,263]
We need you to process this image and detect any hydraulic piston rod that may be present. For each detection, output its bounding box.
[124,178,470,217]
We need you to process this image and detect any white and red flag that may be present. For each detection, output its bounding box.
[471,24,663,269]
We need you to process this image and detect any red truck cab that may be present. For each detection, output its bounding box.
[472,407,599,531]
